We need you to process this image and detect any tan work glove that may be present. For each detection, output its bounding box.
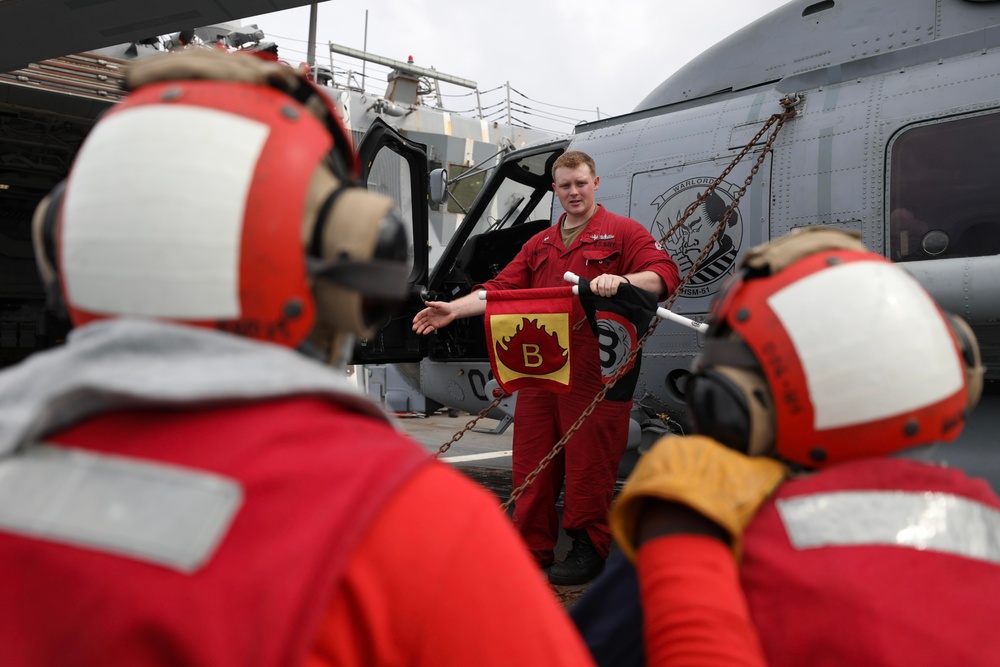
[611,435,788,561]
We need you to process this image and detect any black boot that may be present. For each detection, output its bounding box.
[548,532,605,586]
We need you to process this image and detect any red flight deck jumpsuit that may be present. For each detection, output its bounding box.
[481,205,679,566]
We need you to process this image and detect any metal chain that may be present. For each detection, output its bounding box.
[658,110,783,264]
[430,319,588,458]
[500,101,798,511]
[431,310,594,464]
[501,317,658,511]
[433,393,506,458]
[661,103,797,311]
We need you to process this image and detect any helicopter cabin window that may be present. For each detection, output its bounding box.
[451,150,558,285]
[456,182,553,284]
[889,112,1000,262]
[367,146,415,270]
[471,172,552,239]
[446,163,487,215]
[802,1,835,18]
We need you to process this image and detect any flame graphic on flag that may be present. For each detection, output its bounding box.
[494,317,568,375]
[484,286,574,394]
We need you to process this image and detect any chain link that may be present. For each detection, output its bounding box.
[501,316,659,510]
[433,393,506,458]
[428,317,589,459]
[662,105,796,311]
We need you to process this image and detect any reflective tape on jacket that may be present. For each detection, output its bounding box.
[741,457,1000,667]
[776,490,1000,565]
[0,444,243,573]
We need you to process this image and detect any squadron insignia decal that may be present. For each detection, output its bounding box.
[650,177,744,299]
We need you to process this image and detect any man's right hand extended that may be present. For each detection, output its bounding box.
[412,301,457,335]
[412,292,487,335]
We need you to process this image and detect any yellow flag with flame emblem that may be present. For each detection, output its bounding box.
[484,287,573,394]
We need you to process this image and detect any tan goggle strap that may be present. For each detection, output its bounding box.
[308,183,354,258]
[692,334,777,457]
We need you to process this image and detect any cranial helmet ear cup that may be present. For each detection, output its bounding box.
[688,366,776,457]
[301,163,410,340]
[946,313,984,411]
[31,181,68,319]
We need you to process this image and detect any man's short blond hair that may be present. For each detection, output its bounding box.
[552,150,596,179]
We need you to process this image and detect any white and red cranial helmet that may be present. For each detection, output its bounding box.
[34,48,408,353]
[688,227,983,468]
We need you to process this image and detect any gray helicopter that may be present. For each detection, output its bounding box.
[353,0,1000,485]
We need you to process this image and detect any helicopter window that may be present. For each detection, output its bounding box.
[367,145,415,272]
[458,218,553,284]
[454,185,553,283]
[802,1,835,18]
[473,175,553,237]
[514,152,558,180]
[889,112,1000,262]
[460,146,561,239]
[446,163,487,215]
[449,153,557,285]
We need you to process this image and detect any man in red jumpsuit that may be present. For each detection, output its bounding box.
[413,151,679,585]
[0,49,596,667]
[588,227,1000,666]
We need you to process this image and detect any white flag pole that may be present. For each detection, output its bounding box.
[562,271,708,333]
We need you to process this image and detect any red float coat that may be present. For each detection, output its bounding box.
[481,205,679,564]
[742,457,1000,667]
[0,320,595,667]
[637,458,1000,667]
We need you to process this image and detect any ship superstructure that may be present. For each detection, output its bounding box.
[0,22,553,367]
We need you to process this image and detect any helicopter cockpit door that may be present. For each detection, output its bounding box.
[351,118,430,363]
